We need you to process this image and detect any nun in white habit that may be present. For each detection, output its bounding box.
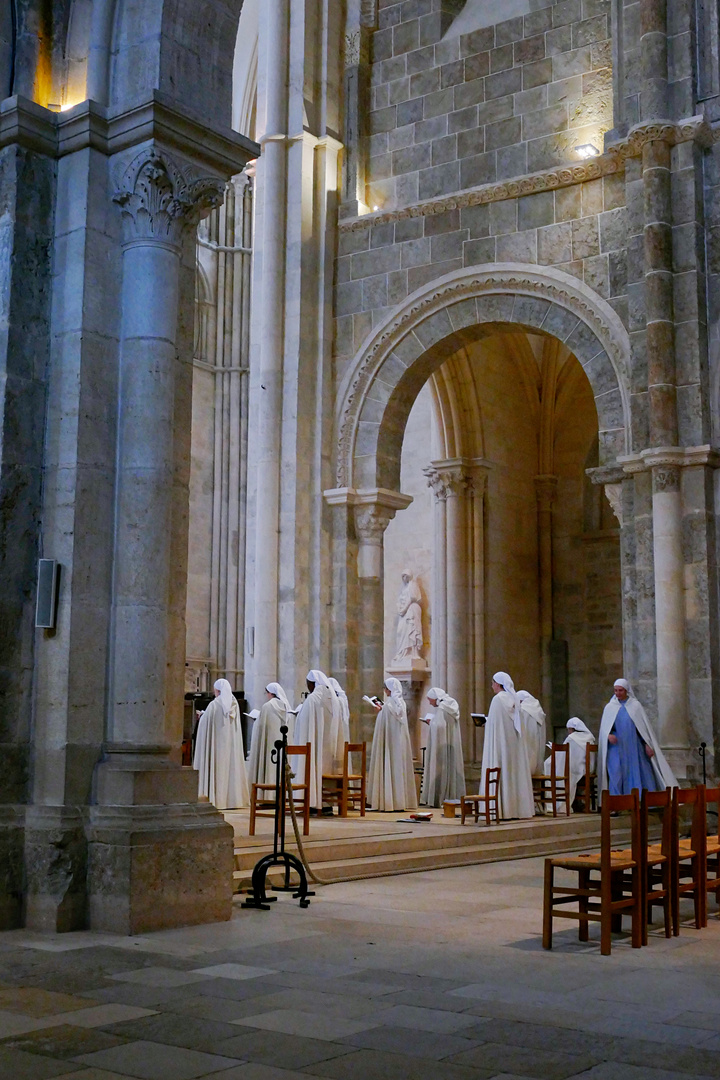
[292,670,334,809]
[480,672,534,820]
[543,717,596,812]
[193,679,249,810]
[328,677,351,768]
[247,683,293,787]
[420,688,466,806]
[368,678,418,811]
[598,678,677,796]
[516,689,547,774]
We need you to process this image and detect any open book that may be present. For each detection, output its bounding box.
[362,694,382,708]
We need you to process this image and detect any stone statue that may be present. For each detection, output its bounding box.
[392,569,423,664]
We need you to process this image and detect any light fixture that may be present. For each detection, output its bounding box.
[373,205,379,212]
[575,143,599,159]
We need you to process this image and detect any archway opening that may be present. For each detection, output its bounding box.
[381,327,622,760]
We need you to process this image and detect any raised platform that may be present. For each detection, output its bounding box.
[225,809,626,891]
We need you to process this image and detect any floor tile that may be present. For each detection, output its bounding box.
[338,1024,481,1061]
[108,969,210,989]
[448,1042,603,1079]
[0,1045,83,1079]
[3,1024,129,1059]
[99,1014,246,1053]
[0,1010,62,1038]
[305,1047,493,1080]
[190,966,277,982]
[196,1067,312,1080]
[564,1065,716,1080]
[211,1030,353,1071]
[49,1007,157,1029]
[0,989,99,1018]
[75,1040,242,1080]
[361,1003,479,1034]
[230,1010,375,1042]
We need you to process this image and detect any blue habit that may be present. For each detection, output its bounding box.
[606,704,658,794]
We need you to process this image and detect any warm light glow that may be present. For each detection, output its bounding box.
[575,143,600,159]
[60,102,77,112]
[373,205,379,212]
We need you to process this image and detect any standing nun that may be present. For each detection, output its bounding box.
[293,670,334,810]
[516,689,547,774]
[480,672,534,820]
[247,683,293,787]
[193,679,249,810]
[420,687,466,806]
[598,678,676,796]
[368,677,418,811]
[328,677,351,769]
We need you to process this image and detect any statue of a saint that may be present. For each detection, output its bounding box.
[392,569,423,664]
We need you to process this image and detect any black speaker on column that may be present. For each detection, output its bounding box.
[35,559,59,629]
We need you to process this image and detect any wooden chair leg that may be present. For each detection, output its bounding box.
[631,865,642,949]
[542,860,553,950]
[485,798,491,826]
[249,787,257,836]
[360,777,366,817]
[460,798,467,825]
[578,868,589,941]
[600,870,612,956]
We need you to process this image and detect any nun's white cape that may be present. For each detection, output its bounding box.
[420,694,466,806]
[248,697,293,787]
[193,696,249,810]
[480,690,534,819]
[325,684,348,774]
[543,719,596,811]
[292,685,333,809]
[518,692,547,774]
[368,689,418,812]
[597,691,677,794]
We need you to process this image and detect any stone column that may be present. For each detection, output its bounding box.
[468,466,488,732]
[535,474,558,706]
[87,148,234,934]
[425,461,472,744]
[249,0,290,705]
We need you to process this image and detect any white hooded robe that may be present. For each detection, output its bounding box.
[368,679,418,811]
[517,691,547,774]
[420,689,466,806]
[193,687,249,810]
[480,679,534,820]
[293,673,334,809]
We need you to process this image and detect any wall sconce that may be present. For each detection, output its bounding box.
[575,143,600,159]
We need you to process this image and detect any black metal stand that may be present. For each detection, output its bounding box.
[699,742,708,786]
[243,724,314,910]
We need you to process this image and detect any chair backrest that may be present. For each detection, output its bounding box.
[673,785,705,859]
[706,785,720,842]
[641,786,672,855]
[550,743,570,785]
[286,743,310,787]
[601,789,640,873]
[585,743,598,776]
[484,766,500,797]
[344,741,367,777]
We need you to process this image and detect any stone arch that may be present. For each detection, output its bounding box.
[335,263,632,493]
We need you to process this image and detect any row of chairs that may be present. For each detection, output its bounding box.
[532,741,598,816]
[543,784,720,955]
[249,741,367,835]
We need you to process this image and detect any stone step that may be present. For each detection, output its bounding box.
[232,813,605,871]
[233,814,634,890]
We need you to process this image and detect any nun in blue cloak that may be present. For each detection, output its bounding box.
[597,678,677,797]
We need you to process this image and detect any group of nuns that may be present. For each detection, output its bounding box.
[193,671,678,818]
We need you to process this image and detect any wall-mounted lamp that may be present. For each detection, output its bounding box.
[575,143,600,159]
[372,205,380,212]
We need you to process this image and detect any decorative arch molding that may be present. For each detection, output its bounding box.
[335,263,632,490]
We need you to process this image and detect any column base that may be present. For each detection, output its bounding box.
[87,755,234,934]
[24,806,87,932]
[0,806,26,930]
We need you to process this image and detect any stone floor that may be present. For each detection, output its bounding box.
[1,857,719,1080]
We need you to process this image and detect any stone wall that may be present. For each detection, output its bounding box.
[367,0,612,212]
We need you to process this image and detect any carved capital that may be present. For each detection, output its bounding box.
[354,504,395,545]
[604,482,623,525]
[114,149,225,248]
[534,474,558,509]
[424,463,470,500]
[652,464,680,494]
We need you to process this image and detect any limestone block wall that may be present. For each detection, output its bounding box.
[367,0,612,212]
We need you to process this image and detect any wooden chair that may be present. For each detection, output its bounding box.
[533,744,571,817]
[461,767,500,825]
[322,742,367,817]
[639,787,673,943]
[704,785,720,917]
[543,789,642,956]
[673,785,706,934]
[249,742,311,837]
[574,743,599,814]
